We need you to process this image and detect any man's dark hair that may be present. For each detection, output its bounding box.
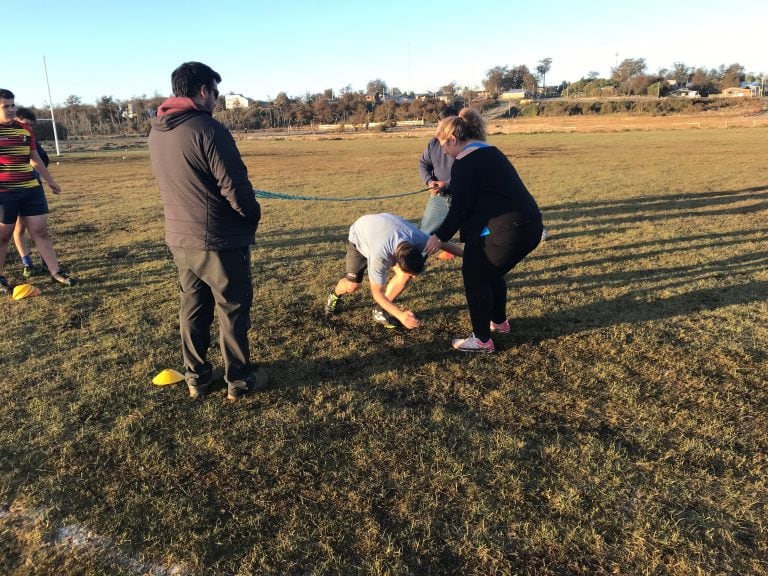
[171,62,221,98]
[395,242,426,275]
[16,107,36,123]
[440,105,459,119]
[0,89,15,99]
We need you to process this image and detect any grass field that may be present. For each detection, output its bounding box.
[1,126,767,575]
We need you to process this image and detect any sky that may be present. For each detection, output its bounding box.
[7,0,766,108]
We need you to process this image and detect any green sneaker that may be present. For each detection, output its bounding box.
[373,307,398,329]
[324,292,340,315]
[23,264,41,278]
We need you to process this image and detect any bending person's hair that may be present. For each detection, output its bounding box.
[395,242,426,275]
[436,107,487,143]
[439,105,459,120]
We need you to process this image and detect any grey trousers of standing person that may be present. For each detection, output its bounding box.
[169,245,254,388]
[420,193,451,234]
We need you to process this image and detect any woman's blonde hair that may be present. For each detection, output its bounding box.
[435,107,487,143]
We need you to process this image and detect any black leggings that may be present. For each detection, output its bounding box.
[461,219,543,341]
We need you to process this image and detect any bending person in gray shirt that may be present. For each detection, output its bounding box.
[324,213,462,329]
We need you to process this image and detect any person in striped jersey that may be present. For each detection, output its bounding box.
[0,89,74,293]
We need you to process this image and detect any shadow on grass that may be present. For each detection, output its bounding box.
[509,279,768,345]
[543,185,768,215]
[516,247,768,295]
[538,228,768,261]
[53,184,766,384]
[540,186,768,240]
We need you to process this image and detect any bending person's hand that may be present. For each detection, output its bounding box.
[397,310,421,330]
[425,234,442,255]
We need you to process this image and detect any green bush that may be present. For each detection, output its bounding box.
[512,95,762,119]
[587,102,602,114]
[539,101,571,117]
[35,121,67,141]
[566,103,584,115]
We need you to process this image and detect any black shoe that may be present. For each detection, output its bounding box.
[52,270,76,286]
[186,364,214,399]
[0,276,9,295]
[187,377,212,399]
[227,368,269,400]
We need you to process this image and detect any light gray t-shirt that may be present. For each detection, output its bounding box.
[349,213,429,286]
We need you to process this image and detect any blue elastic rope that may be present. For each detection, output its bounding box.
[254,187,428,202]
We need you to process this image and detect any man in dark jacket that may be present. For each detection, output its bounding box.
[149,61,266,401]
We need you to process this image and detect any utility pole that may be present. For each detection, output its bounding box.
[43,56,60,156]
[407,44,411,95]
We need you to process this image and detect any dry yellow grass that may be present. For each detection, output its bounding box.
[1,126,767,575]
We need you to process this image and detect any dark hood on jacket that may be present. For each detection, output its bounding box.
[153,97,211,130]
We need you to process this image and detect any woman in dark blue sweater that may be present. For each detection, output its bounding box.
[425,108,543,352]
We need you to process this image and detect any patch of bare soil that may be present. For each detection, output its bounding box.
[488,112,768,134]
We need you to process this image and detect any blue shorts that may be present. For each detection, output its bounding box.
[0,186,49,224]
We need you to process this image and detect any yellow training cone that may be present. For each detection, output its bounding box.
[152,369,185,386]
[12,284,41,300]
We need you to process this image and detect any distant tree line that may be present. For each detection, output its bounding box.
[484,58,761,98]
[563,59,758,98]
[509,94,758,118]
[25,57,763,139]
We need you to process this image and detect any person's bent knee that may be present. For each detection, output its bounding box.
[339,276,361,293]
[343,270,364,284]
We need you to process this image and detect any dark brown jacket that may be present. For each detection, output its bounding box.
[149,99,260,250]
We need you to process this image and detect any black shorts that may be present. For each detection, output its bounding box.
[344,241,367,283]
[0,186,49,224]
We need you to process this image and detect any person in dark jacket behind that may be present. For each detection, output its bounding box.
[418,105,457,234]
[149,61,266,400]
[425,108,543,353]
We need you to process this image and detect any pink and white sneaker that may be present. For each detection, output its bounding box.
[451,333,495,353]
[490,319,511,333]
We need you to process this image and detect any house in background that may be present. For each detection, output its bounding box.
[225,94,252,110]
[740,81,763,96]
[721,87,752,98]
[436,93,452,104]
[500,89,532,101]
[672,88,700,98]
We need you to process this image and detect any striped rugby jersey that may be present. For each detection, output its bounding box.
[0,120,37,192]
